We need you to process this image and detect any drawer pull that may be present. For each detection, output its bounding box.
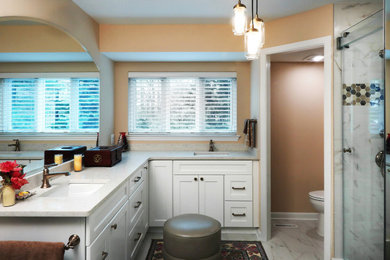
[111,224,117,230]
[144,166,148,170]
[134,232,142,242]
[134,201,142,208]
[232,187,246,190]
[133,176,141,182]
[102,251,108,260]
[232,213,246,217]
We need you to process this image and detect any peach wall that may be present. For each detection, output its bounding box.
[271,62,324,213]
[114,62,251,145]
[100,24,244,52]
[0,62,97,73]
[264,4,333,48]
[0,25,85,53]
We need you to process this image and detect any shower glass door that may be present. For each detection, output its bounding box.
[340,10,385,260]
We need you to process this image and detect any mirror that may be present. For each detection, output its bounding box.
[385,0,390,258]
[0,19,99,177]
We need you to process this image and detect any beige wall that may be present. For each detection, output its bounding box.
[0,25,85,53]
[114,62,251,146]
[0,62,97,73]
[264,4,333,48]
[100,24,244,52]
[271,62,324,213]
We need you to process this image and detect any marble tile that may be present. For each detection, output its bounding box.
[136,220,323,260]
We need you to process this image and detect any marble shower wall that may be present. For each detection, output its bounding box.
[334,3,384,259]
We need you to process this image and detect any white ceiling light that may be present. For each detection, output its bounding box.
[232,0,247,36]
[304,55,324,62]
[251,0,265,50]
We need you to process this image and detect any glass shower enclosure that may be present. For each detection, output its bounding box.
[338,9,386,260]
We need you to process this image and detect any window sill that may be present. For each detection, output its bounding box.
[128,134,241,142]
[0,133,97,141]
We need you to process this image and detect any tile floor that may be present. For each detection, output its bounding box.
[136,219,323,260]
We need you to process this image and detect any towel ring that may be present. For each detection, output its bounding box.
[64,234,80,250]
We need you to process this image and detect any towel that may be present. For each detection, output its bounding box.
[243,119,257,148]
[0,241,65,260]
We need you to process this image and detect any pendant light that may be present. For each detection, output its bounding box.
[245,0,260,60]
[251,0,265,49]
[232,0,247,36]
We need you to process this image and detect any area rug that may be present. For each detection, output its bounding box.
[146,239,269,260]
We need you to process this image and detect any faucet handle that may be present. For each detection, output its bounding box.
[44,163,58,169]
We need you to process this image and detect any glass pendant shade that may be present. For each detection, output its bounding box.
[245,27,260,60]
[232,1,247,36]
[252,15,265,48]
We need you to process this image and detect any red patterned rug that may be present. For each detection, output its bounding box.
[146,239,269,260]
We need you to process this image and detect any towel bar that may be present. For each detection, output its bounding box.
[64,234,80,250]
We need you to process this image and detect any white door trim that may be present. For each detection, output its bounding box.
[259,36,333,260]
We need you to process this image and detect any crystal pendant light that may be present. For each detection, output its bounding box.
[232,0,247,36]
[245,0,260,60]
[252,14,265,49]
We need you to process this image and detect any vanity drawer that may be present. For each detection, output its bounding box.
[224,201,253,227]
[128,209,147,260]
[129,163,147,196]
[225,175,252,201]
[173,160,252,175]
[86,182,128,246]
[128,181,146,231]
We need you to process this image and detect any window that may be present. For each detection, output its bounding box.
[128,72,237,136]
[0,74,100,133]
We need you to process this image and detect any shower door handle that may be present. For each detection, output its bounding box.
[375,150,385,177]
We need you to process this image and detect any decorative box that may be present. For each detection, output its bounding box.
[44,146,87,165]
[84,146,122,167]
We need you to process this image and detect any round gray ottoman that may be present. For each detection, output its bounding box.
[163,214,221,260]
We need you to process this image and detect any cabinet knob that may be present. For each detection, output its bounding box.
[134,232,142,241]
[134,176,141,182]
[111,224,117,230]
[134,201,142,208]
[194,177,198,181]
[144,166,148,170]
[200,177,204,181]
[102,251,108,260]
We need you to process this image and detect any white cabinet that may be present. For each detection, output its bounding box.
[225,201,253,227]
[87,202,127,260]
[173,175,224,224]
[149,160,173,226]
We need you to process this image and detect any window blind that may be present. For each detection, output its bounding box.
[129,76,237,134]
[0,77,100,133]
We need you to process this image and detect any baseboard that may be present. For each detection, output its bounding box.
[272,212,319,221]
[332,258,344,260]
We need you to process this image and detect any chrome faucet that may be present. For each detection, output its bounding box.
[41,163,70,189]
[209,139,216,152]
[8,139,20,151]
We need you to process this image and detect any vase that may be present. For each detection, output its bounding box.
[2,185,15,207]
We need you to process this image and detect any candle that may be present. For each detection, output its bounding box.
[74,154,83,172]
[54,154,63,164]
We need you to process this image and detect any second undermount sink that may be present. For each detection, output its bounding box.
[40,180,109,198]
[193,152,230,156]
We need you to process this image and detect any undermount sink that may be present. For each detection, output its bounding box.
[193,152,230,156]
[40,180,108,198]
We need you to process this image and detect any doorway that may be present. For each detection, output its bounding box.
[259,36,333,260]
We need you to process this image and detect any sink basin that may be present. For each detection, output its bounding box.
[193,152,230,156]
[40,180,108,198]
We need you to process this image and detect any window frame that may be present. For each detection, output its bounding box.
[0,72,100,140]
[127,72,240,141]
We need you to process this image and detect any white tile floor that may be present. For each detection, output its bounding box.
[136,219,323,260]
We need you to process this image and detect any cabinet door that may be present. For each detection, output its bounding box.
[173,175,199,216]
[149,160,173,226]
[199,175,224,224]
[87,225,110,260]
[109,202,127,260]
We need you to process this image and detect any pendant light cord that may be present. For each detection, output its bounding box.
[256,0,258,16]
[251,0,254,28]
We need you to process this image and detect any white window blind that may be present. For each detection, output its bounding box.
[0,77,100,133]
[128,74,237,135]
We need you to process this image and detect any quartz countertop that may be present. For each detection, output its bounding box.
[0,151,258,217]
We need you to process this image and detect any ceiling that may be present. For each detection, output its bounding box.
[72,0,360,24]
[270,48,324,62]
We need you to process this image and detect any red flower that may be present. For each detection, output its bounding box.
[10,175,28,190]
[0,161,19,173]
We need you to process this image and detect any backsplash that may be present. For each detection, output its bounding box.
[129,142,248,152]
[0,141,95,152]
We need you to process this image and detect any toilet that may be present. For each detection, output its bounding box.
[308,190,324,237]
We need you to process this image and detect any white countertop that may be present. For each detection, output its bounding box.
[0,151,258,217]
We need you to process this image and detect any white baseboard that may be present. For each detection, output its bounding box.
[272,212,319,221]
[332,258,344,260]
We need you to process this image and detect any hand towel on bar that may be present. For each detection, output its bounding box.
[0,241,65,260]
[243,119,257,148]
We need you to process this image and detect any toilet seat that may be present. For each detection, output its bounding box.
[309,190,324,201]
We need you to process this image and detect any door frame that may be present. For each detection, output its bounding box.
[259,36,333,260]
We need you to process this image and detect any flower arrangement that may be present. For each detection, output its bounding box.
[0,161,28,190]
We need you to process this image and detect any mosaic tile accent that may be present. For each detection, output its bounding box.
[343,83,384,106]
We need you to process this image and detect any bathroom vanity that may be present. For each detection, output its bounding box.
[0,152,259,260]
